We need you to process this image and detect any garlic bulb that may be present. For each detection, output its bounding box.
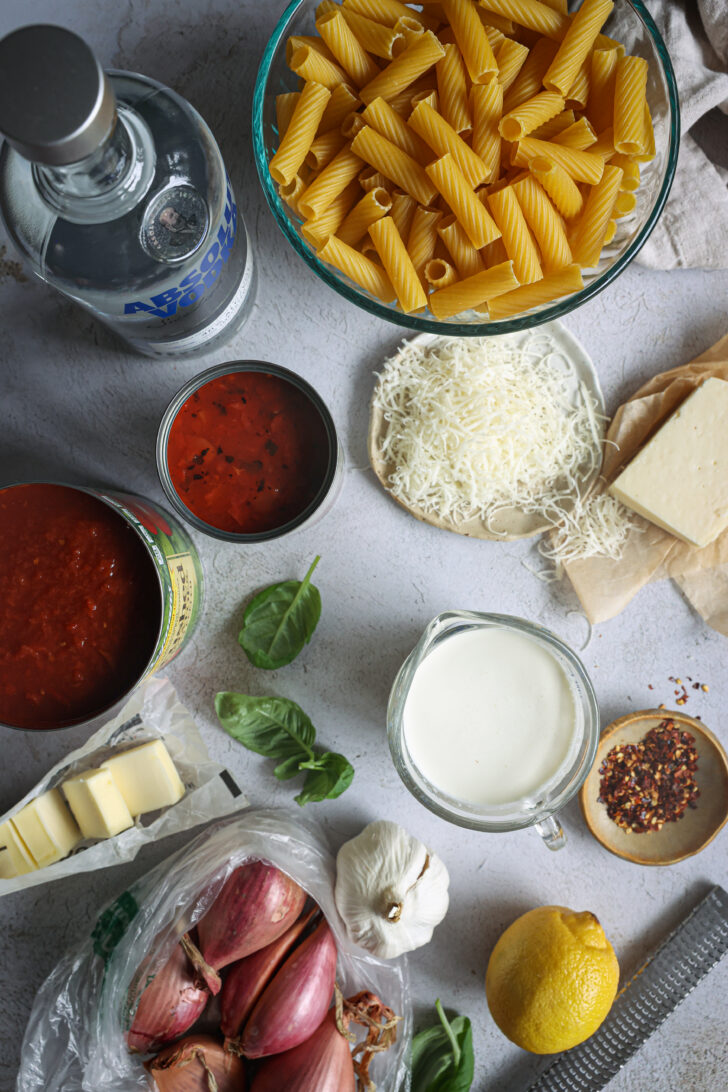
[334,820,449,959]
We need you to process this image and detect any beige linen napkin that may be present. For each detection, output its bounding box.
[635,0,728,269]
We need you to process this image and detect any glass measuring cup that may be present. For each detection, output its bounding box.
[387,611,599,850]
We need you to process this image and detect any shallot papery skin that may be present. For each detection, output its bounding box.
[197,860,307,971]
[127,942,209,1054]
[220,909,315,1040]
[250,1012,355,1092]
[146,1034,246,1092]
[242,917,337,1059]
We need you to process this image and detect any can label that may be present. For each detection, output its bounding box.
[98,490,203,678]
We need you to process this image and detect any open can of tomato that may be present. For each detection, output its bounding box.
[0,482,203,732]
[156,361,344,542]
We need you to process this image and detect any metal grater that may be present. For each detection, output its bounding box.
[527,885,728,1092]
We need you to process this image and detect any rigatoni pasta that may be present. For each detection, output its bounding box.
[267,0,658,321]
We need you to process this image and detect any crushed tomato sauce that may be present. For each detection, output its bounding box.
[165,371,330,534]
[0,484,161,729]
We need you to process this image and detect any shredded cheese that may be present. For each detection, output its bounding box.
[539,491,638,568]
[372,333,606,533]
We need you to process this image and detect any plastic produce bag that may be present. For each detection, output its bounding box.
[18,808,412,1092]
[0,677,246,896]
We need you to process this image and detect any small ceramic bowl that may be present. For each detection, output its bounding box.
[579,709,728,865]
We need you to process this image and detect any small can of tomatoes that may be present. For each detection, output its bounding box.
[0,482,203,732]
[156,361,344,541]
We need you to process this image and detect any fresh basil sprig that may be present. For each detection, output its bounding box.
[238,556,321,670]
[215,692,354,806]
[411,1000,474,1092]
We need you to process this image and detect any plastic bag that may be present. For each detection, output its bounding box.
[0,677,246,896]
[18,808,412,1092]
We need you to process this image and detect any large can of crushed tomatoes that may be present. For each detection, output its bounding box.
[0,482,203,732]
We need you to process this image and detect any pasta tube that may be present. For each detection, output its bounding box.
[429,260,520,319]
[409,100,490,188]
[530,109,575,140]
[499,91,565,141]
[306,129,347,170]
[503,37,559,113]
[337,186,392,245]
[436,42,472,134]
[551,117,597,149]
[301,180,361,247]
[426,153,502,248]
[512,173,572,271]
[316,9,380,88]
[486,185,543,283]
[495,38,530,93]
[543,0,614,96]
[368,216,428,312]
[318,84,361,134]
[440,0,498,84]
[339,7,406,60]
[351,124,438,205]
[486,262,584,318]
[317,233,396,301]
[275,92,300,139]
[298,146,364,218]
[471,81,503,184]
[424,257,458,289]
[613,56,648,155]
[359,31,446,105]
[476,0,568,41]
[588,47,619,133]
[437,214,485,277]
[407,204,443,282]
[390,191,418,238]
[288,44,349,90]
[362,97,432,163]
[569,162,623,266]
[513,137,605,183]
[270,81,332,185]
[529,154,584,218]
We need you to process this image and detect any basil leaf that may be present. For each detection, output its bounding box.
[295,752,355,806]
[239,556,322,670]
[215,693,315,764]
[215,692,354,806]
[412,1001,474,1092]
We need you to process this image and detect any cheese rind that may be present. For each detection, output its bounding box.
[101,740,185,817]
[12,789,81,868]
[609,378,728,548]
[63,768,134,839]
[0,819,37,878]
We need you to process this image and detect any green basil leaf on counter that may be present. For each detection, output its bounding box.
[238,555,322,670]
[215,693,315,764]
[295,751,355,806]
[215,691,354,805]
[411,1000,474,1092]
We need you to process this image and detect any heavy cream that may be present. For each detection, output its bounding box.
[402,627,578,807]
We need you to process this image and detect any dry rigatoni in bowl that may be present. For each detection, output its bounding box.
[253,0,679,333]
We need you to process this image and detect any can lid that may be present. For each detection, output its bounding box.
[0,25,116,166]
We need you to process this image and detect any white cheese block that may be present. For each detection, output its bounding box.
[0,819,37,878]
[609,377,728,548]
[101,740,185,817]
[63,768,134,839]
[12,789,82,868]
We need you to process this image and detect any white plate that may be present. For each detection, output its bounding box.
[368,320,606,542]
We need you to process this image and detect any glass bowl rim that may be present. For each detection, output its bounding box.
[252,0,681,336]
[386,609,600,832]
[156,359,341,543]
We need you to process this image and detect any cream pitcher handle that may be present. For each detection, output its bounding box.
[535,814,567,850]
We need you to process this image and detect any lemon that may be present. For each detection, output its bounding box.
[485,905,619,1054]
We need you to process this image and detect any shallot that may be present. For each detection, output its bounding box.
[146,1034,246,1092]
[221,908,317,1042]
[197,860,306,970]
[250,1012,355,1092]
[242,917,337,1058]
[127,941,209,1054]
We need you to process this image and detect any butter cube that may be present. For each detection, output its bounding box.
[12,789,81,868]
[0,819,37,878]
[610,378,728,548]
[101,740,185,817]
[63,768,134,839]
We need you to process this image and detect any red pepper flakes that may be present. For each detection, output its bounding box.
[598,719,700,834]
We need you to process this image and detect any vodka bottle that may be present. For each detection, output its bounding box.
[0,25,255,358]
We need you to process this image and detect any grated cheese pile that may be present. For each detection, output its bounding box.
[539,491,638,568]
[373,333,607,532]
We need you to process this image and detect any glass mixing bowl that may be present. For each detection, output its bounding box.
[252,0,679,335]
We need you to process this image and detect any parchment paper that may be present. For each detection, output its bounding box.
[560,333,728,633]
